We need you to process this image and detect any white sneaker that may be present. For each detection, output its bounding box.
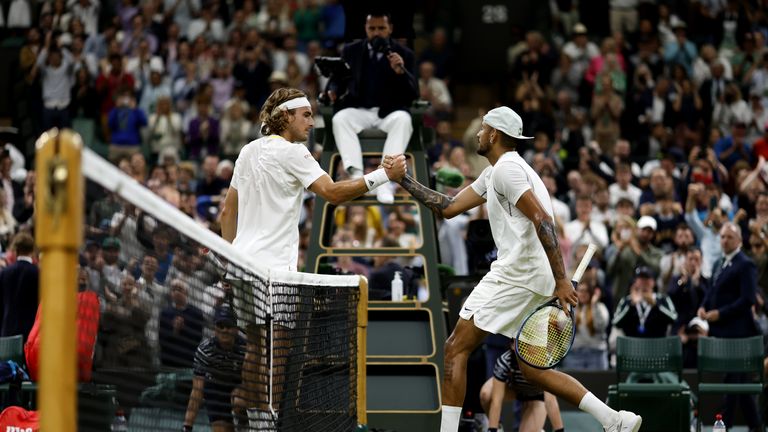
[605,410,642,432]
[375,184,394,204]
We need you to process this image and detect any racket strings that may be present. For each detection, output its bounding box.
[517,307,574,368]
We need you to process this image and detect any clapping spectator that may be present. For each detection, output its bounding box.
[107,89,148,162]
[159,278,205,368]
[560,275,609,370]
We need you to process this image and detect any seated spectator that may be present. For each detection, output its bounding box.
[680,317,708,368]
[714,120,753,170]
[329,12,418,204]
[612,266,678,338]
[560,275,609,370]
[107,89,148,162]
[159,279,205,368]
[196,155,228,197]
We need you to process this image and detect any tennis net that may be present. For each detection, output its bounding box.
[57,147,367,431]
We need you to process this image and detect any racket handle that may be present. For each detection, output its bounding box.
[571,243,597,284]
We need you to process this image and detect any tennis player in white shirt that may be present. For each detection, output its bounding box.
[394,106,642,432]
[219,87,406,429]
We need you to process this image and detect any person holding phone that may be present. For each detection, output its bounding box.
[685,183,725,278]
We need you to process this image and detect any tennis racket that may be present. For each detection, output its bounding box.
[514,243,598,369]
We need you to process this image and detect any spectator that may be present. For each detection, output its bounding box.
[663,22,698,77]
[34,33,75,130]
[186,101,220,160]
[107,90,148,162]
[101,274,151,368]
[612,266,678,337]
[232,44,272,110]
[668,248,709,363]
[210,60,235,114]
[96,54,136,139]
[293,0,321,46]
[715,120,753,170]
[70,66,99,121]
[560,275,609,370]
[196,155,228,197]
[0,233,38,342]
[419,61,452,121]
[562,23,600,79]
[606,215,663,304]
[659,224,696,290]
[329,12,419,204]
[609,162,641,208]
[685,183,725,278]
[220,100,253,160]
[697,222,762,430]
[159,278,205,368]
[146,95,183,162]
[122,14,159,55]
[590,72,624,154]
[319,0,345,47]
[139,58,171,115]
[187,3,225,43]
[564,194,609,250]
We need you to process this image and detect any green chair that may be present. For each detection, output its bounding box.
[607,336,690,432]
[696,336,764,432]
[0,335,25,367]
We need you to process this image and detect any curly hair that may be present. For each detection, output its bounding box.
[259,87,307,136]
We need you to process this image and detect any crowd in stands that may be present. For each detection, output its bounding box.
[0,0,766,403]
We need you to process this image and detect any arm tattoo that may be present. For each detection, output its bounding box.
[537,219,567,280]
[399,174,454,217]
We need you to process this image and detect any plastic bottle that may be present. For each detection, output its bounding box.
[713,414,726,432]
[111,408,128,432]
[391,271,403,301]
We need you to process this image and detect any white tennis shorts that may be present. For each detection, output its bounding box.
[458,278,550,339]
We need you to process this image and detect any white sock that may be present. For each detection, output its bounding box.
[578,392,619,427]
[440,405,462,432]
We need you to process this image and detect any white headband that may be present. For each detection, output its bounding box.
[277,97,311,111]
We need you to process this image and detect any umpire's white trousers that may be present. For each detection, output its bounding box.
[332,107,413,173]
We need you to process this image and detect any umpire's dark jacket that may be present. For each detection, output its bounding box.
[336,39,419,118]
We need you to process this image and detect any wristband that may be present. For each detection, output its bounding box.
[363,168,389,191]
[183,425,193,431]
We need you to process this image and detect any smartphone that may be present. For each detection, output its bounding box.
[709,196,717,211]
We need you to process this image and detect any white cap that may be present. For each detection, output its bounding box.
[149,56,164,74]
[483,106,533,140]
[637,215,657,231]
[688,317,709,332]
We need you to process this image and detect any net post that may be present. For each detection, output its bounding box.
[35,129,83,432]
[357,276,368,425]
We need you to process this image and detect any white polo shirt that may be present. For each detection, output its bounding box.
[471,151,556,296]
[230,135,326,271]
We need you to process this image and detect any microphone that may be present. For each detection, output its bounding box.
[371,36,405,73]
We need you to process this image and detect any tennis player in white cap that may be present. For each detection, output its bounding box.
[394,106,642,432]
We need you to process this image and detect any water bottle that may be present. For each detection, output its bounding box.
[713,414,726,432]
[111,408,128,431]
[391,271,403,301]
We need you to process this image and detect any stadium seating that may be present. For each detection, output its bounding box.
[607,336,690,432]
[696,336,765,432]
